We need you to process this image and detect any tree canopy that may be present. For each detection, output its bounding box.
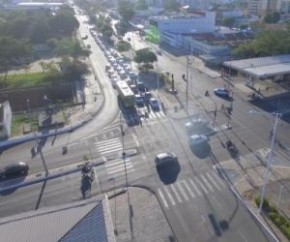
[118,0,135,22]
[232,29,290,58]
[263,12,281,24]
[134,48,157,70]
[0,6,79,43]
[164,0,179,12]
[135,0,148,10]
[0,36,32,85]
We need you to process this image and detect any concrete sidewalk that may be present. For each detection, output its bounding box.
[108,187,175,242]
[216,149,290,242]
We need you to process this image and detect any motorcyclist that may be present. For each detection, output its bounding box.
[226,140,233,149]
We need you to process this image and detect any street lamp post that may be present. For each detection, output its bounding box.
[258,112,281,213]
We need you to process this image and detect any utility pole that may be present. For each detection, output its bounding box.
[185,56,190,112]
[259,113,281,213]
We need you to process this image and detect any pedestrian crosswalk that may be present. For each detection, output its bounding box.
[105,158,135,178]
[94,137,123,157]
[125,110,167,125]
[157,171,226,209]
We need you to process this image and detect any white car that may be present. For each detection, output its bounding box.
[189,134,208,146]
[185,119,209,131]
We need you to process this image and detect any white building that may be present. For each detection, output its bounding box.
[0,101,12,139]
[149,11,216,34]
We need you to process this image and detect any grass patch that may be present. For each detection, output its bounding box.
[255,196,290,240]
[5,72,49,88]
[11,113,39,136]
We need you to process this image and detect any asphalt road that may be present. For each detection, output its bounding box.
[1,13,290,242]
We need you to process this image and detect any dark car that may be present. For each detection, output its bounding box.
[214,88,230,97]
[0,162,29,180]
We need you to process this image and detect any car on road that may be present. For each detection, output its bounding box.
[189,134,208,146]
[149,97,160,110]
[155,152,177,167]
[185,118,209,132]
[156,50,162,55]
[136,82,148,92]
[0,162,29,180]
[214,88,230,97]
[135,94,144,106]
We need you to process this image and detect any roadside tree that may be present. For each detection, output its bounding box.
[134,48,157,71]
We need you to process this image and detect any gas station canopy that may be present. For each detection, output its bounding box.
[223,55,290,79]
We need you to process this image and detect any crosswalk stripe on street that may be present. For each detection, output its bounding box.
[200,174,214,192]
[206,173,221,190]
[189,178,201,196]
[212,172,226,188]
[181,180,195,199]
[95,138,122,156]
[164,186,175,206]
[158,189,169,209]
[104,158,134,177]
[177,182,189,201]
[170,184,182,203]
[195,177,208,194]
[157,172,227,209]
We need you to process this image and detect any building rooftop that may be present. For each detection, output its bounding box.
[224,55,290,78]
[0,196,115,242]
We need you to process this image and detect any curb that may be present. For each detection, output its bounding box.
[230,185,279,242]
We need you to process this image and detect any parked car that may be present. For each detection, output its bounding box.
[189,134,208,146]
[0,162,29,180]
[155,152,177,167]
[214,88,230,97]
[149,97,160,110]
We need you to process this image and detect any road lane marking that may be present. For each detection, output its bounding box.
[158,189,169,209]
[164,186,175,206]
[97,144,122,153]
[105,159,126,167]
[181,180,195,199]
[195,177,208,194]
[132,133,140,147]
[206,172,221,190]
[212,171,226,188]
[200,174,214,192]
[170,184,182,203]
[107,165,134,174]
[189,178,201,196]
[177,181,189,201]
[94,138,120,146]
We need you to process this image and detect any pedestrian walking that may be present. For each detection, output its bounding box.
[139,117,143,127]
[221,104,225,110]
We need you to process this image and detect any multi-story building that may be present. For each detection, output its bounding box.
[248,0,290,16]
[149,11,215,34]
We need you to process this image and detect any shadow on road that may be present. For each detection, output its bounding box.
[0,176,26,196]
[156,161,181,185]
[190,143,211,159]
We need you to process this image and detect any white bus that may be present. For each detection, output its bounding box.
[115,81,135,108]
